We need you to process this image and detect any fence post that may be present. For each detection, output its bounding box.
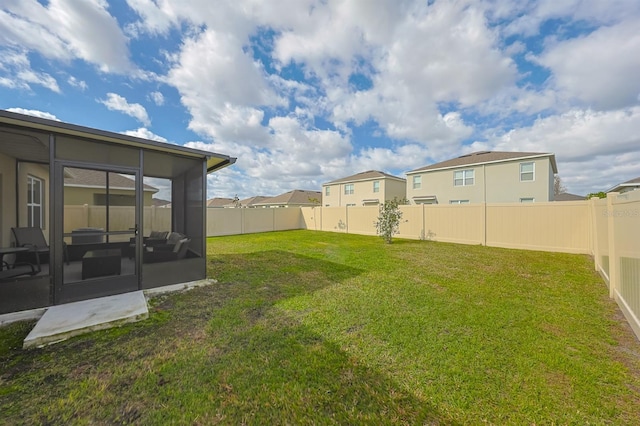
[482,202,487,246]
[82,204,89,227]
[345,206,349,234]
[589,198,599,272]
[606,192,619,299]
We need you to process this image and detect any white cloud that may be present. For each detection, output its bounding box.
[149,91,164,106]
[0,48,60,92]
[489,107,640,194]
[122,127,167,142]
[1,0,133,73]
[166,27,282,144]
[6,108,60,121]
[534,19,640,109]
[67,76,88,91]
[100,92,151,126]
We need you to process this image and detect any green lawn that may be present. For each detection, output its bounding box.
[1,230,639,424]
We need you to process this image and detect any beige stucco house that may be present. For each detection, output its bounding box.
[64,168,158,206]
[607,177,640,194]
[322,170,406,207]
[406,151,558,205]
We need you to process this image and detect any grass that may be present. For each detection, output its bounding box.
[1,230,639,424]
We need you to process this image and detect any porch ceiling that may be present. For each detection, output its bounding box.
[0,127,50,163]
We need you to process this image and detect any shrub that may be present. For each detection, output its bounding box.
[374,198,404,244]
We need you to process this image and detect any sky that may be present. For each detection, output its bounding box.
[1,0,640,199]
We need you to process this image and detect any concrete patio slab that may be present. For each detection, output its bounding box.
[23,291,148,349]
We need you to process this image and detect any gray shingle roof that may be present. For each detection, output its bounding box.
[407,151,557,174]
[554,192,585,201]
[325,170,405,185]
[254,190,322,206]
[207,197,234,207]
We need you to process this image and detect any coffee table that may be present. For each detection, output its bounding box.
[82,249,122,280]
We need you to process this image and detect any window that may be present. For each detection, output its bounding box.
[520,197,535,203]
[325,186,330,196]
[520,162,534,181]
[346,203,356,207]
[344,184,354,195]
[413,175,422,189]
[27,175,43,228]
[454,169,474,186]
[373,181,380,193]
[449,200,470,205]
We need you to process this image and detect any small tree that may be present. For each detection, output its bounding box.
[374,198,404,244]
[554,175,567,195]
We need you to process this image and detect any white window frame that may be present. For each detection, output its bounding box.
[520,162,535,182]
[454,169,474,186]
[412,175,422,189]
[449,200,470,205]
[27,175,44,228]
[520,197,535,203]
[373,180,380,193]
[344,183,354,195]
[325,186,330,196]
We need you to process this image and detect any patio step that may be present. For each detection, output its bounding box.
[23,291,148,349]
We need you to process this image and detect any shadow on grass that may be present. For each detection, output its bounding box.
[0,250,455,424]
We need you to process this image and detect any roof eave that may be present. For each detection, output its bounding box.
[406,153,557,175]
[1,110,236,166]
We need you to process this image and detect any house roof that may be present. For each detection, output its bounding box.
[151,198,171,207]
[554,192,585,201]
[64,168,158,192]
[324,170,406,185]
[0,109,236,173]
[606,176,640,193]
[407,151,558,174]
[225,196,271,207]
[254,190,322,206]
[207,197,234,207]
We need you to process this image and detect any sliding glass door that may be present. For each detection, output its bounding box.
[54,163,140,303]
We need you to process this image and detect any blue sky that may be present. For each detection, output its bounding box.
[2,0,640,199]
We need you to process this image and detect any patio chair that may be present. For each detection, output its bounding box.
[0,248,41,281]
[11,227,69,265]
[143,237,191,263]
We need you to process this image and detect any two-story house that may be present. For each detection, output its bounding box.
[406,151,558,204]
[322,170,406,207]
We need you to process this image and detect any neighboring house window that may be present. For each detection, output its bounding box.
[520,162,535,181]
[373,181,380,193]
[449,200,470,205]
[520,197,535,203]
[325,186,330,196]
[344,184,354,195]
[413,175,422,189]
[454,169,474,186]
[27,175,43,228]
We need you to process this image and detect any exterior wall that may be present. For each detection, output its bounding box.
[322,177,406,207]
[17,163,50,236]
[0,152,17,247]
[384,179,407,202]
[407,157,554,204]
